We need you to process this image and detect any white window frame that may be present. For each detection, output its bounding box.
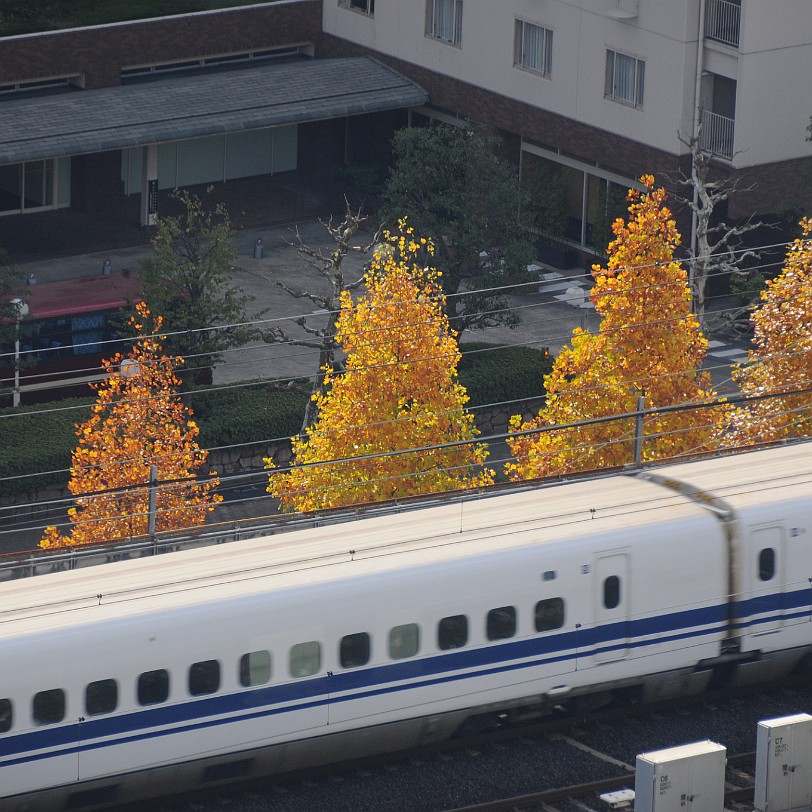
[514,20,553,78]
[605,48,645,108]
[338,0,374,15]
[426,0,463,47]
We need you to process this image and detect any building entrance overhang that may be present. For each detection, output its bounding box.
[0,56,428,165]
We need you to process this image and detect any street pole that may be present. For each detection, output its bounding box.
[10,298,28,408]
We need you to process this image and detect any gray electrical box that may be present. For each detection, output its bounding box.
[755,713,812,812]
[635,740,726,812]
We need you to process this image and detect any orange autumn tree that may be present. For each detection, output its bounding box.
[506,176,723,479]
[40,303,221,548]
[266,223,493,512]
[727,216,812,445]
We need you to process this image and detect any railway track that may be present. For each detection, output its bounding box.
[115,678,811,812]
[445,752,757,812]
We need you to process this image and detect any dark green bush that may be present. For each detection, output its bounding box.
[0,352,548,498]
[191,381,309,448]
[458,343,552,407]
[0,381,310,498]
[0,397,93,496]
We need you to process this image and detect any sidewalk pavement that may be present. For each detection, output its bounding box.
[16,219,598,389]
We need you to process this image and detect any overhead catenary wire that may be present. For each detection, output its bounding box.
[3,385,810,543]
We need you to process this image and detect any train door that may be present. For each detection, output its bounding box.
[747,526,786,634]
[593,554,630,663]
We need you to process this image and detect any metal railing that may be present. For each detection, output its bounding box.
[701,110,735,159]
[705,0,741,48]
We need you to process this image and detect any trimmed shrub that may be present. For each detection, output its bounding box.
[0,382,310,498]
[458,343,551,407]
[0,397,94,497]
[191,381,309,448]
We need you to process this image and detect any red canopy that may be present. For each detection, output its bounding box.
[23,273,141,320]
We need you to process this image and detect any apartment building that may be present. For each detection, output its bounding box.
[321,0,812,251]
[0,1,808,252]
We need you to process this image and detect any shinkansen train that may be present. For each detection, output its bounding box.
[1,442,811,811]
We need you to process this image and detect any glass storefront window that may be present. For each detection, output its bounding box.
[0,158,67,215]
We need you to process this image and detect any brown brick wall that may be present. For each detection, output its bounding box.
[0,1,323,89]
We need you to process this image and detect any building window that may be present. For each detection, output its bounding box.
[426,0,462,46]
[605,49,645,107]
[340,632,371,668]
[514,20,552,77]
[486,606,517,641]
[137,669,170,706]
[535,598,565,632]
[239,650,271,687]
[758,548,776,582]
[85,679,118,716]
[389,623,420,659]
[339,0,374,13]
[290,641,321,678]
[33,689,65,725]
[189,660,221,696]
[0,699,11,732]
[438,614,468,649]
[603,575,621,610]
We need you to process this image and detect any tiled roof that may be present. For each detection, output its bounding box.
[0,57,429,164]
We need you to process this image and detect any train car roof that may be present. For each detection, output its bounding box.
[0,469,716,636]
[645,442,811,511]
[3,444,807,637]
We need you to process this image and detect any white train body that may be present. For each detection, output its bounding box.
[1,443,810,810]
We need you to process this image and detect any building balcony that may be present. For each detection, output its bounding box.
[705,0,740,48]
[606,0,638,20]
[701,110,735,159]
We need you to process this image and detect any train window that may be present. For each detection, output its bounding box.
[758,548,776,581]
[389,623,420,659]
[0,698,12,733]
[340,632,371,669]
[486,606,517,641]
[33,688,65,725]
[239,650,271,687]
[535,597,565,632]
[603,576,621,610]
[85,679,118,716]
[189,660,221,696]
[438,615,468,650]
[290,641,321,678]
[137,669,170,705]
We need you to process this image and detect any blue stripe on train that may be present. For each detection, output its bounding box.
[2,589,808,769]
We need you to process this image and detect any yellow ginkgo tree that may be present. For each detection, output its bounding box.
[507,176,724,480]
[266,224,493,512]
[727,216,812,445]
[40,303,221,548]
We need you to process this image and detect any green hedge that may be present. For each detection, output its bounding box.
[190,381,309,448]
[0,382,310,498]
[0,348,549,498]
[458,343,552,407]
[0,397,93,497]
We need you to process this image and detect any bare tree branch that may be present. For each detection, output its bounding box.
[260,199,383,433]
[671,126,771,331]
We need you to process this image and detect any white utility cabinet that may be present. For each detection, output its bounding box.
[634,740,726,812]
[755,713,812,812]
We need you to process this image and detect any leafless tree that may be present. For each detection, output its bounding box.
[674,128,768,331]
[262,201,381,432]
